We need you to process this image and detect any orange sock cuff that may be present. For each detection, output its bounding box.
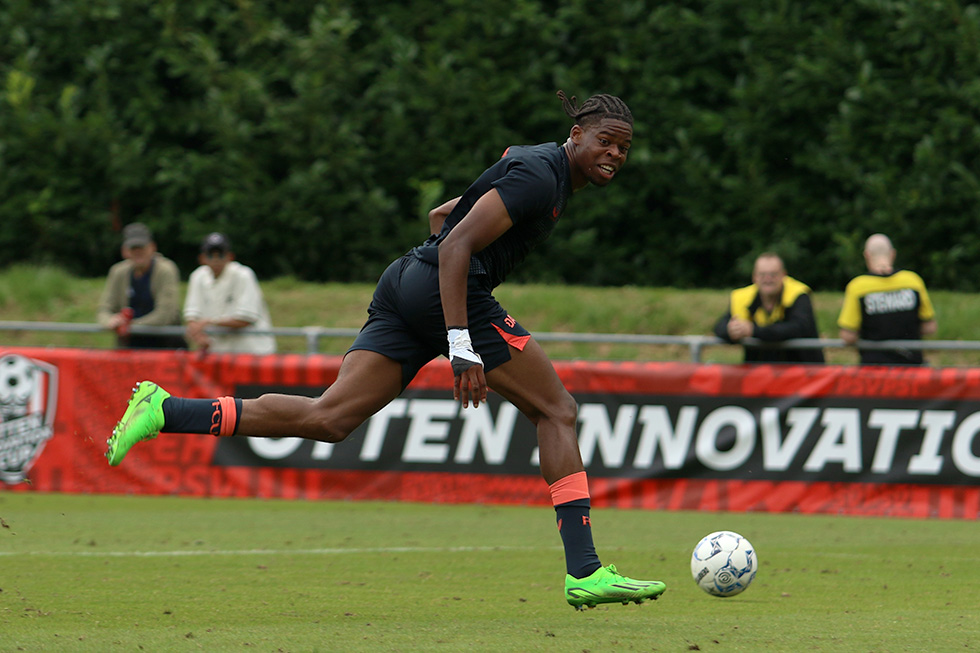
[549,471,590,506]
[217,396,239,436]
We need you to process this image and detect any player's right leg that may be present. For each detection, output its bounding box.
[107,349,404,466]
[563,564,667,610]
[485,339,666,609]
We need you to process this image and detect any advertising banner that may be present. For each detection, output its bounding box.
[2,346,978,518]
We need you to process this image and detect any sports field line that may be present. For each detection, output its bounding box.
[0,544,562,558]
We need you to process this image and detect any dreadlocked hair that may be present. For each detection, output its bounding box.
[557,90,633,127]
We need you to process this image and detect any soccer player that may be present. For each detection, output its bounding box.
[106,91,666,610]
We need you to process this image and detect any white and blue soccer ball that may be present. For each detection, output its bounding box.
[690,530,758,597]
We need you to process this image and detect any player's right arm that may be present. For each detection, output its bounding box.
[438,189,513,408]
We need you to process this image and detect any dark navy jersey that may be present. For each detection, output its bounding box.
[412,143,572,288]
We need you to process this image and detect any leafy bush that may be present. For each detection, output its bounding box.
[2,0,978,291]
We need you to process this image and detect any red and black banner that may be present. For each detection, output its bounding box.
[2,347,979,518]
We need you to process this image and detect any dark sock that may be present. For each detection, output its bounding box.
[555,498,601,578]
[161,397,242,435]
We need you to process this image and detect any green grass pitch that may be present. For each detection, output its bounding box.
[1,492,977,652]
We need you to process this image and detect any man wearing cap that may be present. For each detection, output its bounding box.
[183,232,276,354]
[97,222,185,348]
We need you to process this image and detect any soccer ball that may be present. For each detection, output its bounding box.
[690,530,758,597]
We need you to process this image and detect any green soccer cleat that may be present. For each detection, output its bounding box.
[565,564,666,610]
[106,381,170,466]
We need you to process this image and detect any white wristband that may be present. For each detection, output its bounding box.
[448,328,483,375]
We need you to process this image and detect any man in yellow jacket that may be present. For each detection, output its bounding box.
[713,252,824,363]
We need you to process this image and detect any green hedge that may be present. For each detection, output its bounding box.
[3,0,979,290]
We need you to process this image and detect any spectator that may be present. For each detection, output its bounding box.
[713,252,824,363]
[183,232,276,354]
[97,222,185,349]
[838,233,937,365]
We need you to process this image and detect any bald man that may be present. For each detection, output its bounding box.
[838,234,937,365]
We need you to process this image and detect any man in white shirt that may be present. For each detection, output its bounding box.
[183,233,276,354]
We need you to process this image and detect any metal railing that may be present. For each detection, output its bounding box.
[0,320,971,362]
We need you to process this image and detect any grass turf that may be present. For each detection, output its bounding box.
[1,493,977,652]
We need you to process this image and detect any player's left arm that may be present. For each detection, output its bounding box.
[429,196,461,235]
[438,189,513,408]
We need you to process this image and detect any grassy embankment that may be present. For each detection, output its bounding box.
[1,264,979,365]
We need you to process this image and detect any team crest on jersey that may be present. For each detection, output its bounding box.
[0,354,58,484]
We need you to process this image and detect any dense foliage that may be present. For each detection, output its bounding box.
[3,0,980,290]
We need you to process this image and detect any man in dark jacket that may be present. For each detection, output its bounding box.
[713,252,824,363]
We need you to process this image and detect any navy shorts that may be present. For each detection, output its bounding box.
[349,254,531,388]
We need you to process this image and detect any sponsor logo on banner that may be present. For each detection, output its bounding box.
[213,385,980,486]
[0,353,58,484]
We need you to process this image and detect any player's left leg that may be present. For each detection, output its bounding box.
[485,339,666,609]
[108,254,433,466]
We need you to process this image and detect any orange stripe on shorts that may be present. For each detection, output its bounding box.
[492,323,530,351]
